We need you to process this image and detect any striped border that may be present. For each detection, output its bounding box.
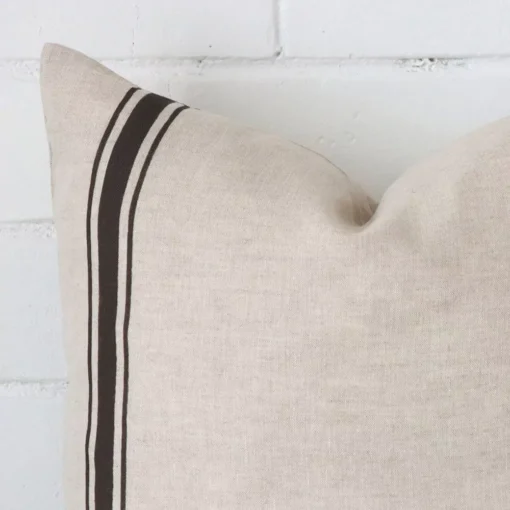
[85,88,188,510]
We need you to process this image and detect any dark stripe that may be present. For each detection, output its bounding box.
[95,93,171,510]
[120,104,188,510]
[86,87,138,510]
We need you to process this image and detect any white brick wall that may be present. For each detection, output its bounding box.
[2,1,510,508]
[281,0,510,57]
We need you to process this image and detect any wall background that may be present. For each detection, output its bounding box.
[2,1,510,508]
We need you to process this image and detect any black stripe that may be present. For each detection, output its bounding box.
[86,87,138,510]
[120,104,188,510]
[95,93,171,510]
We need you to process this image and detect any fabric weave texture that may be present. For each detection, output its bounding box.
[41,43,510,510]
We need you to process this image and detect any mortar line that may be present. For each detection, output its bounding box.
[0,379,68,398]
[0,219,55,237]
[0,218,53,226]
[5,54,510,67]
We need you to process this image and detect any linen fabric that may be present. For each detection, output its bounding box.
[41,43,510,510]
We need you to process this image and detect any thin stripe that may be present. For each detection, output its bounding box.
[95,93,171,510]
[120,104,188,510]
[85,87,138,510]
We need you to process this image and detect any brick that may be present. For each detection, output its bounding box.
[0,66,52,220]
[0,223,65,379]
[0,0,135,59]
[282,0,510,58]
[0,394,64,510]
[0,0,276,59]
[133,0,277,57]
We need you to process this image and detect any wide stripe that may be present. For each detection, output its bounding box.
[120,104,188,510]
[95,93,172,510]
[85,87,138,510]
[95,90,151,509]
[88,89,148,510]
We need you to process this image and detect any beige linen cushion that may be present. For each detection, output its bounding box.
[41,44,510,510]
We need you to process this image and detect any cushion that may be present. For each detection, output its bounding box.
[41,43,510,510]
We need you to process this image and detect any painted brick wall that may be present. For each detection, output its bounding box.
[2,1,510,508]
